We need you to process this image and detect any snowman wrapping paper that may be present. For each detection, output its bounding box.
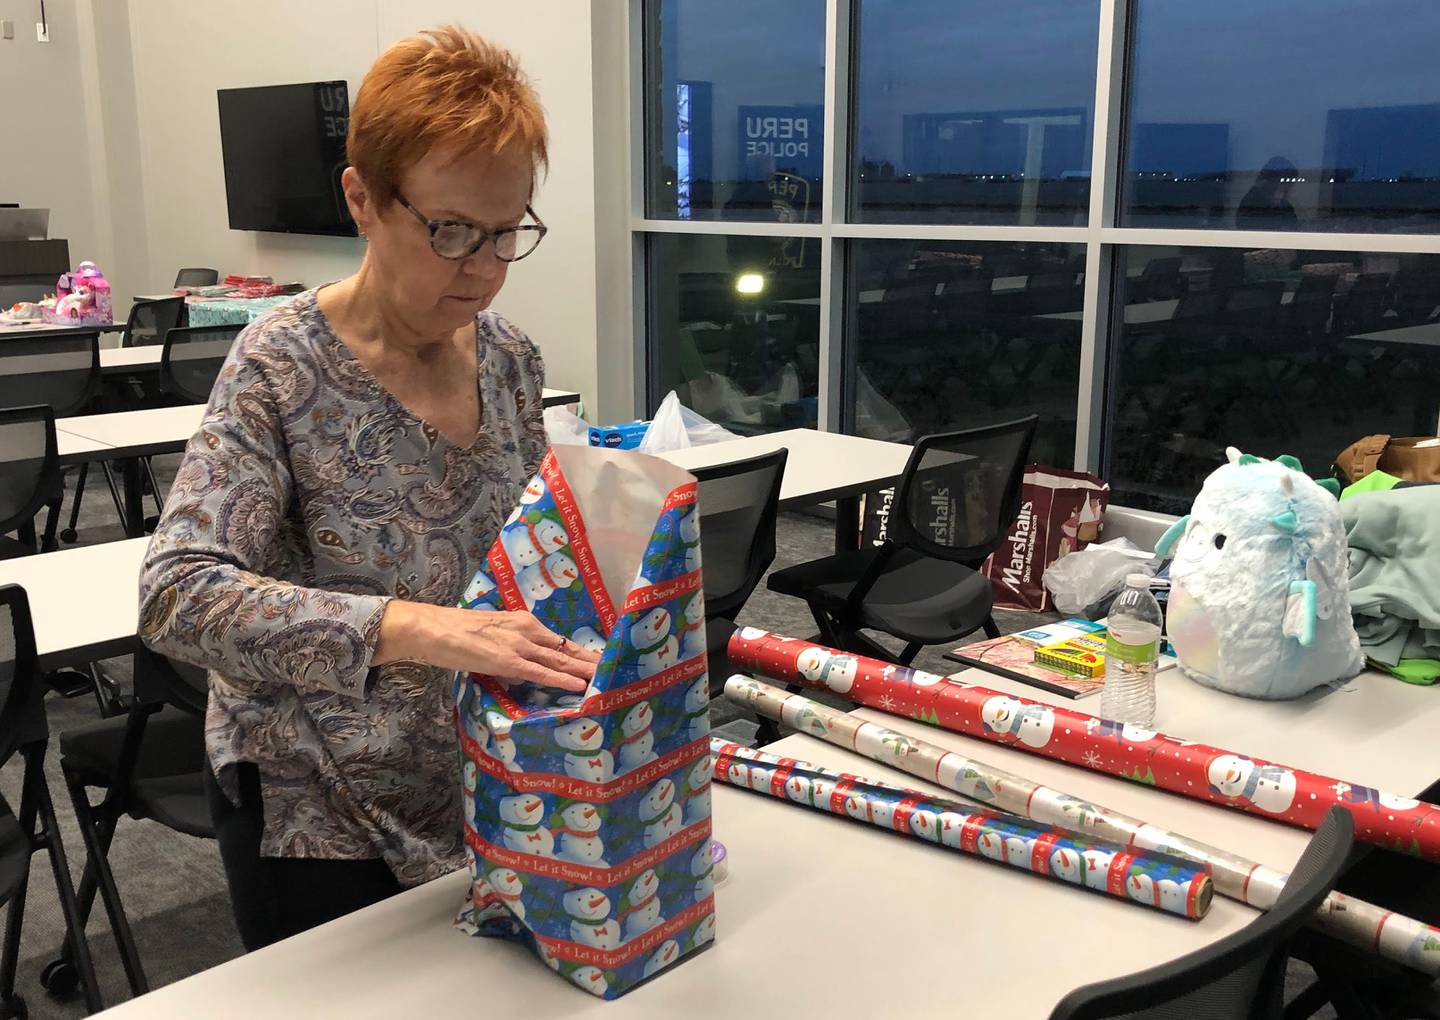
[723,676,1440,976]
[455,446,714,999]
[726,628,1440,862]
[709,740,1214,920]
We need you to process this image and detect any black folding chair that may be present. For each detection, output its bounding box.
[0,331,128,547]
[0,406,63,557]
[159,324,238,404]
[0,584,103,1016]
[46,647,212,1001]
[1049,807,1355,1020]
[768,415,1036,665]
[172,268,218,289]
[690,448,788,694]
[118,297,184,350]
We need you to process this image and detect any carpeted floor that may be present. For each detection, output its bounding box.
[2,464,1334,1017]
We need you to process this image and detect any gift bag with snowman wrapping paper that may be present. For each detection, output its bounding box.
[454,445,715,999]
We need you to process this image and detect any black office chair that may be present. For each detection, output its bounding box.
[119,296,184,349]
[172,268,219,289]
[1049,808,1355,1020]
[1333,272,1392,336]
[1288,274,1338,336]
[0,283,49,308]
[43,646,212,1001]
[1133,256,1184,302]
[0,406,63,557]
[1224,281,1286,330]
[1389,265,1440,325]
[159,324,239,404]
[690,448,788,694]
[0,332,125,549]
[0,331,101,417]
[0,584,104,1016]
[767,415,1037,665]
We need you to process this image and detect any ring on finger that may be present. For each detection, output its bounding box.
[555,635,568,652]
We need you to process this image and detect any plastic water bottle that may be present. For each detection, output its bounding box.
[1101,574,1163,727]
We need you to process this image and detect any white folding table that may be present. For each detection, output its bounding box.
[84,657,1440,1019]
[662,427,912,551]
[50,390,583,536]
[0,537,149,671]
[7,429,907,668]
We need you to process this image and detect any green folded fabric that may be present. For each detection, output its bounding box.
[1372,658,1440,685]
[1341,470,1403,500]
[1341,486,1440,667]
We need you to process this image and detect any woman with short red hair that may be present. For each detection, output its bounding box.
[138,26,597,949]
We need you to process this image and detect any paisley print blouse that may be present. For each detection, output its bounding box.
[138,289,547,886]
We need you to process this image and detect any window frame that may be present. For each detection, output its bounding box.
[626,0,1440,472]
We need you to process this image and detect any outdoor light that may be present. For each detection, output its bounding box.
[736,272,765,295]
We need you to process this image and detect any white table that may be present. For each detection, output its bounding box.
[780,275,1030,309]
[1041,292,1300,326]
[84,745,1255,1020]
[1041,300,1178,325]
[1352,321,1440,349]
[0,320,126,339]
[663,428,909,509]
[90,657,1440,1019]
[58,404,209,462]
[14,428,911,668]
[0,537,148,670]
[55,388,584,463]
[99,346,166,373]
[662,428,912,552]
[51,390,581,535]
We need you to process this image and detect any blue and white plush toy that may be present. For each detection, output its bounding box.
[1154,448,1363,700]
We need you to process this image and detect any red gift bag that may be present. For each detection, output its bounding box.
[981,466,1109,612]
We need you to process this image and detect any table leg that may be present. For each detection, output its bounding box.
[122,459,144,538]
[834,495,861,555]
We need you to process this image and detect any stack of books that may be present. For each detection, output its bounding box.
[944,619,1175,700]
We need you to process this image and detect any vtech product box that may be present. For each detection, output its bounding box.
[589,421,652,450]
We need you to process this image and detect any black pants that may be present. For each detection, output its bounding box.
[204,762,402,951]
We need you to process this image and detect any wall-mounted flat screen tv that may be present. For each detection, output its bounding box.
[217,80,356,236]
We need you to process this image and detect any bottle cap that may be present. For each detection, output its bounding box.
[1126,573,1153,588]
[711,840,729,884]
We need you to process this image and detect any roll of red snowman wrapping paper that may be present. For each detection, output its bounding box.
[724,675,1440,976]
[726,628,1440,861]
[708,740,1214,920]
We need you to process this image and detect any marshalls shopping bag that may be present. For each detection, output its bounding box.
[454,445,716,999]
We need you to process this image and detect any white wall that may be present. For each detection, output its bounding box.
[74,0,150,307]
[0,0,101,286]
[124,0,602,407]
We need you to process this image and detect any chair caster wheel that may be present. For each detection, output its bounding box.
[60,528,78,544]
[39,957,78,999]
[0,992,27,1019]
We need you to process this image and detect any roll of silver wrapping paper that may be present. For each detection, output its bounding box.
[724,675,1440,976]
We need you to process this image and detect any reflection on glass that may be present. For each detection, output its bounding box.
[645,0,826,222]
[648,233,821,434]
[1105,248,1440,512]
[851,0,1100,225]
[1124,0,1440,232]
[847,240,1084,466]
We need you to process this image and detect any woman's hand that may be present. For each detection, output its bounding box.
[374,600,599,692]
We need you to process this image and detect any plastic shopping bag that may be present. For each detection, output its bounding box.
[455,444,715,998]
[545,405,591,447]
[981,466,1111,612]
[1042,538,1157,616]
[636,390,739,455]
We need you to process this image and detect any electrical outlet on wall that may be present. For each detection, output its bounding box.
[1,20,15,40]
[36,21,50,42]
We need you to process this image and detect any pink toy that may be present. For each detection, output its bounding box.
[44,261,113,326]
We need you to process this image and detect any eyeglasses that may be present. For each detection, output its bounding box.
[395,193,547,262]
